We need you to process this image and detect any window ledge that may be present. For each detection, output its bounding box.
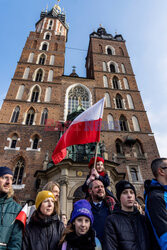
[4,147,20,151]
[13,184,25,190]
[26,148,41,152]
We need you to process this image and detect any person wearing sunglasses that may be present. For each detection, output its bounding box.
[144,158,167,250]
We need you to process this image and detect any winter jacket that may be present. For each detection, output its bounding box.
[103,204,151,250]
[0,193,22,250]
[22,210,64,250]
[61,228,102,250]
[144,179,167,250]
[82,173,115,198]
[90,197,115,244]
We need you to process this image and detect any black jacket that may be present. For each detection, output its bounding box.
[22,211,64,250]
[103,204,150,250]
[62,228,101,250]
[144,179,167,250]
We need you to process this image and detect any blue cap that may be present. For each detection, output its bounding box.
[70,199,94,224]
[0,166,13,177]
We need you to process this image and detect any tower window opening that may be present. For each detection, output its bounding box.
[110,64,115,73]
[130,168,138,182]
[45,34,50,40]
[11,106,20,123]
[39,54,46,65]
[41,108,48,125]
[31,86,39,102]
[107,48,112,55]
[35,69,43,82]
[113,76,119,89]
[10,134,18,149]
[116,94,123,109]
[42,44,47,51]
[26,108,35,125]
[13,158,25,185]
[115,139,124,155]
[32,137,39,149]
[119,115,128,131]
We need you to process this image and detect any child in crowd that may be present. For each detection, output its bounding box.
[82,157,114,198]
[59,199,102,250]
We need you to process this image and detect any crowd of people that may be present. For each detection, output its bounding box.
[0,157,167,249]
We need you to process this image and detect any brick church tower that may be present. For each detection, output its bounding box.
[0,3,159,215]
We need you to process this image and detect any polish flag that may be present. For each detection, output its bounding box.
[15,203,28,228]
[52,98,105,165]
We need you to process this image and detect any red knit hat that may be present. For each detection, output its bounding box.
[88,157,104,168]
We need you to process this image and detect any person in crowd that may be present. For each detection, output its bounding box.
[43,181,60,216]
[61,214,68,228]
[23,190,64,250]
[59,199,102,250]
[0,166,22,249]
[104,180,150,250]
[82,156,114,198]
[27,181,61,224]
[144,158,167,250]
[88,179,115,244]
[134,200,143,214]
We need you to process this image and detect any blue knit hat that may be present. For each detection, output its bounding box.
[0,166,13,177]
[70,199,94,224]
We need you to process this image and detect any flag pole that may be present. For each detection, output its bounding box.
[93,142,99,169]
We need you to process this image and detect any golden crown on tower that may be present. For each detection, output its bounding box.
[53,0,61,13]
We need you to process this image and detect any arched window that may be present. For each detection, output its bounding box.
[23,67,30,79]
[123,77,129,89]
[26,108,35,125]
[116,94,123,109]
[48,70,53,82]
[42,43,48,51]
[39,54,46,65]
[119,47,124,56]
[134,140,144,157]
[50,55,55,65]
[103,62,107,71]
[28,53,34,63]
[45,34,50,40]
[13,158,25,185]
[32,136,39,149]
[41,108,48,125]
[48,20,53,30]
[55,43,58,51]
[32,40,37,49]
[115,139,124,155]
[130,168,138,182]
[119,115,128,131]
[68,86,90,114]
[103,75,108,88]
[121,63,126,73]
[35,69,43,82]
[31,86,39,102]
[99,44,103,53]
[16,85,24,100]
[112,76,119,89]
[10,134,18,149]
[44,87,52,102]
[132,116,140,131]
[105,93,111,107]
[107,114,114,130]
[107,47,112,55]
[110,64,115,73]
[11,106,20,123]
[127,94,134,109]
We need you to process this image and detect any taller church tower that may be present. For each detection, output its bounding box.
[0,4,159,216]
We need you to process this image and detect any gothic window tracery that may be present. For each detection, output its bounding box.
[11,106,20,123]
[41,108,48,125]
[26,108,35,125]
[68,86,90,114]
[31,86,39,102]
[13,158,25,185]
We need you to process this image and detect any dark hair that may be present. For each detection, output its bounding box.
[151,158,167,177]
[88,179,103,190]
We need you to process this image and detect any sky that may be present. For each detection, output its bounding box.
[0,0,167,156]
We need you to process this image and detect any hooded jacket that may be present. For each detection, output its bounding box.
[144,179,167,250]
[0,193,22,249]
[22,210,64,250]
[103,204,150,250]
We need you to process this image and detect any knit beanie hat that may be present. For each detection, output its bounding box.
[88,157,104,168]
[0,166,13,177]
[70,199,94,224]
[116,180,136,201]
[35,190,55,210]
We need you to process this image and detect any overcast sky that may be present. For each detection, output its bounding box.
[1,0,167,156]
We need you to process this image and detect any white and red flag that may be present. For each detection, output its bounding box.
[15,203,28,228]
[52,97,105,165]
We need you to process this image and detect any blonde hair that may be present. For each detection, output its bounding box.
[42,181,60,215]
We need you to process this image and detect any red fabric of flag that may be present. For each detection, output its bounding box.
[52,98,105,165]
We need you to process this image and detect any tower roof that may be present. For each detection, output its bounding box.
[90,26,124,41]
[36,2,69,31]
